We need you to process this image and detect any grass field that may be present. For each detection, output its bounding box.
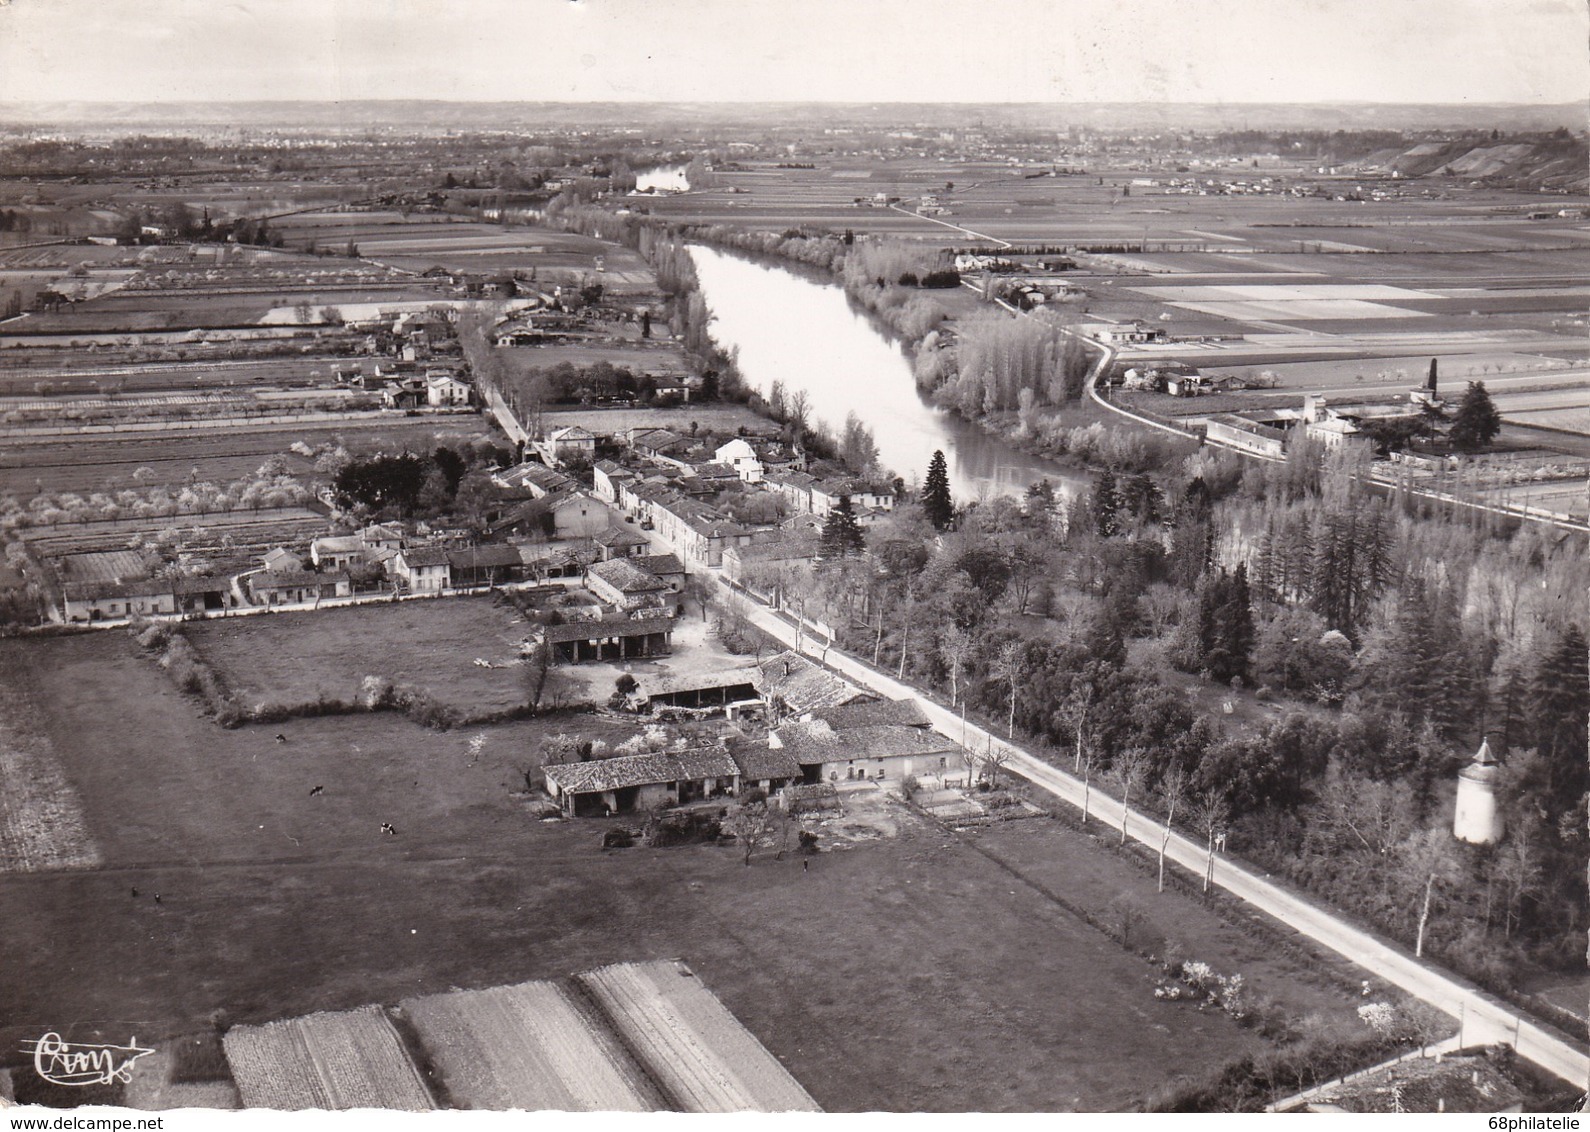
[0,625,1384,1111]
[187,597,536,715]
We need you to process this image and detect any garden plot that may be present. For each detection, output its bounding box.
[580,961,820,1113]
[222,1005,434,1111]
[400,981,663,1111]
[0,666,100,873]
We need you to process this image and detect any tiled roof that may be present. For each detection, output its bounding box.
[730,741,802,782]
[544,747,738,794]
[770,721,957,766]
[594,526,651,548]
[540,614,675,645]
[806,698,930,730]
[589,558,668,594]
[755,650,869,714]
[446,545,525,570]
[635,553,685,576]
[400,546,452,568]
[251,571,346,590]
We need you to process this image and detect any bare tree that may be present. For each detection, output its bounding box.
[1111,747,1151,847]
[1192,788,1230,894]
[939,626,972,710]
[991,639,1025,739]
[1157,766,1187,893]
[727,798,784,867]
[983,741,1009,790]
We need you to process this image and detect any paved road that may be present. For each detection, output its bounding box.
[718,577,1589,1088]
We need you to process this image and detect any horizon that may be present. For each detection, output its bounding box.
[2,0,1586,107]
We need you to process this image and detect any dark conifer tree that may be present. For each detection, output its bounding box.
[1448,381,1502,451]
[1091,469,1121,538]
[922,450,954,530]
[819,494,866,559]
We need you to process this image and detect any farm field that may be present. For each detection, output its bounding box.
[400,980,665,1111]
[0,414,498,496]
[223,1006,435,1111]
[580,960,820,1113]
[0,628,1367,1111]
[1198,352,1581,392]
[0,662,100,874]
[187,597,536,716]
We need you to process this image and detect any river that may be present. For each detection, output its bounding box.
[686,244,1086,502]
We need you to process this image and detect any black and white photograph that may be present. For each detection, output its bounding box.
[0,0,1586,1118]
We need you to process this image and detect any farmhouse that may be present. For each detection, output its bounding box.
[768,719,961,787]
[446,544,530,588]
[804,697,931,730]
[586,558,671,611]
[593,525,652,560]
[533,425,597,469]
[721,533,821,594]
[61,577,175,622]
[392,546,452,592]
[729,740,803,793]
[310,524,405,570]
[426,372,473,407]
[247,570,351,606]
[492,461,578,499]
[755,651,872,717]
[489,491,609,541]
[634,553,685,594]
[542,746,740,817]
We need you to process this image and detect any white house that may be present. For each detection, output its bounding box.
[713,438,764,484]
[426,372,472,407]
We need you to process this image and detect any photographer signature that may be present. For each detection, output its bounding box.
[22,1033,154,1087]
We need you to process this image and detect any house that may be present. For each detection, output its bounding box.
[634,553,686,595]
[586,558,671,611]
[627,428,690,460]
[1205,414,1287,459]
[446,544,529,588]
[309,524,406,570]
[261,547,304,574]
[764,470,820,513]
[592,459,638,504]
[729,740,803,794]
[536,614,675,664]
[687,462,744,495]
[1079,321,1166,346]
[1305,415,1372,452]
[593,525,652,561]
[809,479,895,517]
[392,546,452,592]
[380,378,428,410]
[533,425,596,469]
[768,719,960,788]
[248,570,351,606]
[492,461,578,499]
[754,651,872,718]
[542,746,739,817]
[721,534,820,593]
[489,490,609,541]
[61,577,179,622]
[426,371,472,407]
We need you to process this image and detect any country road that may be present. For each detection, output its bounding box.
[717,575,1589,1088]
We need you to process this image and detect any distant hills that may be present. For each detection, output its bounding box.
[0,100,1581,134]
[1353,135,1589,190]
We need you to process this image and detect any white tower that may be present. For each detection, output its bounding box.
[1453,736,1503,845]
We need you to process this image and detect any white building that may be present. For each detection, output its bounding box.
[1453,737,1503,845]
[713,438,764,484]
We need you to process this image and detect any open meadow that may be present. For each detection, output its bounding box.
[0,625,1370,1111]
[187,597,536,716]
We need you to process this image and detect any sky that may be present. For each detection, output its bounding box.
[0,0,1586,105]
